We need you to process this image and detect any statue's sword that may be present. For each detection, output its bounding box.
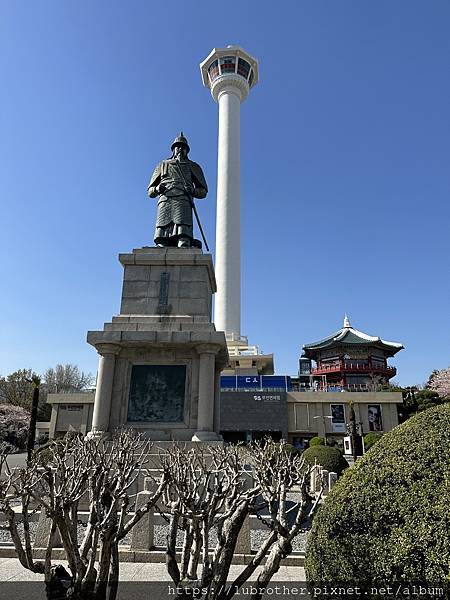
[173,162,210,251]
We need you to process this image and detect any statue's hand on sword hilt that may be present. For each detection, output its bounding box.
[184,183,195,197]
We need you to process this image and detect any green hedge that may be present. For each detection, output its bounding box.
[363,431,384,451]
[305,404,450,586]
[302,445,348,475]
[309,436,325,447]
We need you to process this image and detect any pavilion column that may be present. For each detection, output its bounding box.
[90,344,120,436]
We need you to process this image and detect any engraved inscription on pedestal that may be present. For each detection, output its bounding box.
[157,272,171,314]
[127,365,186,423]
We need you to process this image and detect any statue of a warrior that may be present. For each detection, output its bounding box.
[147,133,208,248]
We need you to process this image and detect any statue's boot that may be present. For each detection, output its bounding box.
[178,237,190,248]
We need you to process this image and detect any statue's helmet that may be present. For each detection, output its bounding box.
[171,132,190,153]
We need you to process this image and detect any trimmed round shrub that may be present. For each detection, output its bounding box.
[302,445,348,475]
[363,431,384,451]
[305,404,450,585]
[34,440,57,466]
[309,436,325,447]
[281,443,301,456]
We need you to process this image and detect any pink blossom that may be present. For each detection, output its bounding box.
[429,367,450,399]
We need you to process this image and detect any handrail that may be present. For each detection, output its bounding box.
[312,363,396,374]
[292,384,396,393]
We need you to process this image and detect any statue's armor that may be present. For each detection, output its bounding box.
[154,160,195,227]
[148,157,208,246]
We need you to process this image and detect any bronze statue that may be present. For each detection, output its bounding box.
[148,133,208,248]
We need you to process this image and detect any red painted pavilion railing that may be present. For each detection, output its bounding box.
[293,383,395,393]
[312,363,396,376]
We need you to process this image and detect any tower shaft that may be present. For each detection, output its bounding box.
[215,89,241,338]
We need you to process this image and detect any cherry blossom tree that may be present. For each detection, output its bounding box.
[0,403,30,450]
[428,366,450,399]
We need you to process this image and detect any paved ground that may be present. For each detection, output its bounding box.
[0,453,27,476]
[0,558,308,599]
[0,557,305,581]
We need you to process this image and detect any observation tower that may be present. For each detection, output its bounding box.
[200,46,258,342]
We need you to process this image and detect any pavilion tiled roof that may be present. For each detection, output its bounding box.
[302,314,404,357]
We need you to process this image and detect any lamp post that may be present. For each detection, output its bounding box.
[26,375,41,463]
[347,400,364,461]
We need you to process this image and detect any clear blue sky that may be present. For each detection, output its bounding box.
[1,1,449,386]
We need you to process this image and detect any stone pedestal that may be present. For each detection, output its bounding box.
[34,508,61,548]
[87,247,228,441]
[321,469,330,495]
[130,490,155,551]
[328,471,338,491]
[235,515,251,554]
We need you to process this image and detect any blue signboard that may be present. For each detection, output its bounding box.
[262,376,290,390]
[220,376,238,390]
[238,376,261,388]
[220,375,292,391]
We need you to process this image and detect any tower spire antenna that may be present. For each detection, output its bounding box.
[343,313,351,328]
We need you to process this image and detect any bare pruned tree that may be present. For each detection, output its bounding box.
[158,440,321,600]
[0,437,321,600]
[0,430,166,600]
[237,441,323,600]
